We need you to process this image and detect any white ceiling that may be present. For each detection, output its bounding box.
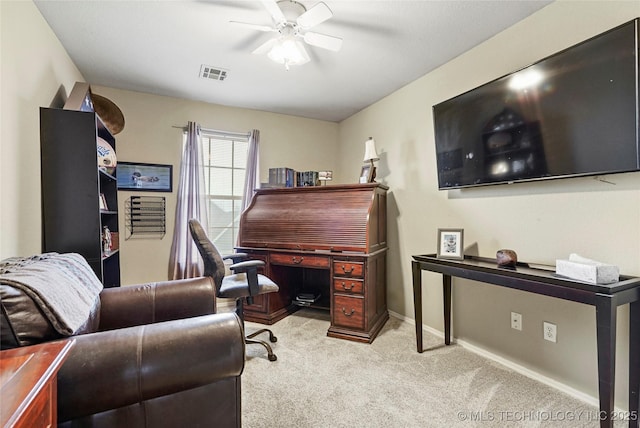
[34,0,552,122]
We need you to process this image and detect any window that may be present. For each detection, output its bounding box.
[200,130,249,254]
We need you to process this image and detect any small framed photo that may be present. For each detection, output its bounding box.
[318,171,333,181]
[117,162,173,192]
[99,193,108,211]
[359,165,372,183]
[437,228,464,260]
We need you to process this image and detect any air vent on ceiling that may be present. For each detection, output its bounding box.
[199,65,228,81]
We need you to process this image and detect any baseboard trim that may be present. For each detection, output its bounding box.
[388,310,609,410]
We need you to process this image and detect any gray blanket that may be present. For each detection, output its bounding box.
[0,253,103,335]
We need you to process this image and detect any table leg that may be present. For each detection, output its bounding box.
[412,261,423,353]
[630,300,640,428]
[444,275,452,346]
[595,295,616,428]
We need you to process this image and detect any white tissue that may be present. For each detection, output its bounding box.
[555,253,619,285]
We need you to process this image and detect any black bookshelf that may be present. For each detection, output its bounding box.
[40,108,120,287]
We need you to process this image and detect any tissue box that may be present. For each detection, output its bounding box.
[555,254,619,285]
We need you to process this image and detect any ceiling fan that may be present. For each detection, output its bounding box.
[230,0,343,70]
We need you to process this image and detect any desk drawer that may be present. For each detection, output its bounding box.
[333,261,364,278]
[333,295,364,329]
[333,278,364,294]
[270,253,330,269]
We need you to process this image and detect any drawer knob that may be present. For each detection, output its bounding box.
[292,256,304,264]
[341,281,353,291]
[341,307,355,317]
[341,264,354,274]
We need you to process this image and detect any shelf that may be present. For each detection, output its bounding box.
[99,169,116,181]
[102,249,119,260]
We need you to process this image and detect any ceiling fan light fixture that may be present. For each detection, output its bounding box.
[235,0,339,70]
[267,36,310,70]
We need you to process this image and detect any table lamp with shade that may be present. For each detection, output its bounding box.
[363,137,379,183]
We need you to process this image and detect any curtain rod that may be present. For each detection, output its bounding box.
[172,125,251,138]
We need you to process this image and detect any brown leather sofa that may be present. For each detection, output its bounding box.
[1,276,245,427]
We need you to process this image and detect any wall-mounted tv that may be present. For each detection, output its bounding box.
[433,18,639,190]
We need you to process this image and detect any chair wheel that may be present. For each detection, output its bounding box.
[268,354,277,362]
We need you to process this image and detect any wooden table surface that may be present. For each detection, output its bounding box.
[1,340,75,428]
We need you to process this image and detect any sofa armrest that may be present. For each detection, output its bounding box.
[57,312,245,422]
[98,277,215,330]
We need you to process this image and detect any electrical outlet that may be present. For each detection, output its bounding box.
[510,312,522,331]
[543,321,557,343]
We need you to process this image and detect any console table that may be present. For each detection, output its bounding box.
[412,254,640,428]
[237,184,388,343]
[1,340,75,427]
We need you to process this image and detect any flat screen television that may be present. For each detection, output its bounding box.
[433,18,639,190]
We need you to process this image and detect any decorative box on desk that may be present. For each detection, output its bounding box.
[237,183,388,343]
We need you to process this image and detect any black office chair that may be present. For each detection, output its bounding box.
[188,218,279,361]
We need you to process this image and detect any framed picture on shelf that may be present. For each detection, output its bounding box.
[359,165,372,183]
[318,170,333,184]
[117,162,173,192]
[99,193,108,211]
[437,228,464,260]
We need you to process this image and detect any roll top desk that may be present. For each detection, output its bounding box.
[237,183,388,343]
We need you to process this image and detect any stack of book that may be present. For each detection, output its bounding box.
[263,168,321,188]
[267,167,295,187]
[296,171,319,187]
[293,293,321,307]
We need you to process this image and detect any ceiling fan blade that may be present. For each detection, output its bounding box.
[252,38,278,55]
[297,2,333,29]
[297,42,311,63]
[303,31,342,52]
[261,0,285,25]
[229,21,275,32]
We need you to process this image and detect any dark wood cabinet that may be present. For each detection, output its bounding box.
[238,183,388,343]
[40,108,120,287]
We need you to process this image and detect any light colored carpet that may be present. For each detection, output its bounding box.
[242,309,615,427]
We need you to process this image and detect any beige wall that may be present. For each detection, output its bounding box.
[90,85,339,285]
[338,0,640,408]
[0,0,84,259]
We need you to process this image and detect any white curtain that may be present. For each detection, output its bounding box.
[168,121,208,280]
[241,129,260,211]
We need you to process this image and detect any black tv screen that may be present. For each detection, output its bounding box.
[433,19,639,190]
